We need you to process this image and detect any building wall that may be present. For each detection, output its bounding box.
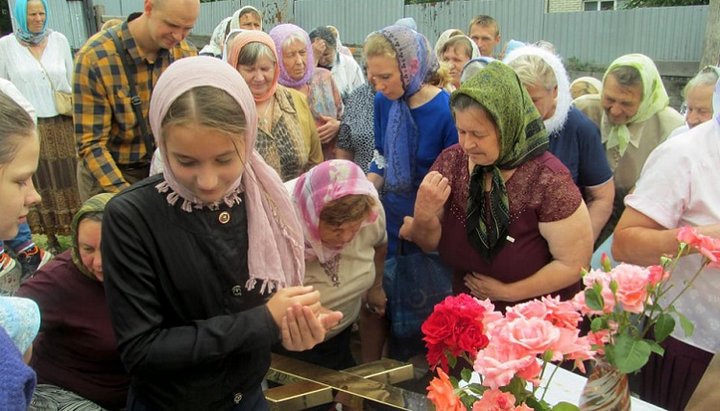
[548,0,582,13]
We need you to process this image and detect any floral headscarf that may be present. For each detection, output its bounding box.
[504,45,572,135]
[291,160,379,286]
[601,54,669,156]
[71,193,114,280]
[269,24,315,89]
[13,0,51,46]
[149,56,304,293]
[452,61,548,259]
[375,24,438,193]
[226,30,279,103]
[199,17,231,57]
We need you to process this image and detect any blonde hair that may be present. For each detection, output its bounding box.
[468,15,499,36]
[320,194,376,226]
[0,92,35,166]
[428,61,454,89]
[363,32,395,60]
[161,86,246,138]
[507,54,557,90]
[441,35,474,59]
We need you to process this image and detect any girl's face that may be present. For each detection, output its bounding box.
[282,39,308,81]
[367,54,404,101]
[454,106,501,168]
[78,219,103,281]
[236,54,276,99]
[164,123,245,203]
[26,0,46,34]
[0,134,41,240]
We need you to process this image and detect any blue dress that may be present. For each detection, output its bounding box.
[368,90,458,256]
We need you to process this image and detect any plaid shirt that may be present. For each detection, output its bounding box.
[74,15,196,193]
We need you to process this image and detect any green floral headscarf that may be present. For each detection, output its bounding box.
[602,54,669,156]
[451,61,548,259]
[70,193,113,280]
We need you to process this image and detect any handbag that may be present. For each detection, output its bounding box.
[383,240,453,361]
[36,59,73,116]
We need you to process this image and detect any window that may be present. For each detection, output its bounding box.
[584,1,616,11]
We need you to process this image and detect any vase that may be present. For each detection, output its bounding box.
[578,358,631,411]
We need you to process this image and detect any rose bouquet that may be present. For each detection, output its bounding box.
[423,293,594,411]
[573,227,720,374]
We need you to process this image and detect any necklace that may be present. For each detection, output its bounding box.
[258,100,273,129]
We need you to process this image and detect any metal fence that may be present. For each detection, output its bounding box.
[7,0,708,66]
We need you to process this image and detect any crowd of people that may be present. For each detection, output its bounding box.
[0,1,717,410]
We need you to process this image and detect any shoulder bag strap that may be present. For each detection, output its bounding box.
[108,29,154,161]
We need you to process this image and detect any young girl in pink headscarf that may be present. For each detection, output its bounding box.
[101,56,341,411]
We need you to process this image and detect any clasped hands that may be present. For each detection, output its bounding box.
[267,285,343,351]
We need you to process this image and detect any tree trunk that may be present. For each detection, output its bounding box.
[700,0,720,67]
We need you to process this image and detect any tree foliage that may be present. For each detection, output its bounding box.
[624,0,708,8]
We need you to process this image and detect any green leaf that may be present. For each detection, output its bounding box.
[612,334,652,374]
[525,395,551,411]
[590,317,607,332]
[585,288,604,311]
[448,353,457,369]
[646,339,665,356]
[676,311,695,337]
[653,314,675,343]
[461,368,472,382]
[552,402,582,411]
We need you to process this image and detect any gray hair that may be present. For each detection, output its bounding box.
[607,65,642,88]
[281,32,308,51]
[683,67,719,99]
[236,42,276,66]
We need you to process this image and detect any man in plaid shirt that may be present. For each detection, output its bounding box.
[74,0,199,200]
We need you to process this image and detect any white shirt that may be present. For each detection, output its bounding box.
[625,120,720,353]
[0,32,73,118]
[0,78,37,123]
[331,52,365,100]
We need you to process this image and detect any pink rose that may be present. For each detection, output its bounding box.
[506,300,548,321]
[472,389,517,411]
[575,269,616,314]
[611,264,650,313]
[678,227,720,266]
[474,344,538,389]
[504,317,560,357]
[541,295,583,330]
[647,265,669,286]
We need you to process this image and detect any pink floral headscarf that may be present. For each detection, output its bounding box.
[292,160,379,273]
[149,56,304,294]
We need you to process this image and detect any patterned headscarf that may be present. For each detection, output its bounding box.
[269,24,315,89]
[504,45,572,135]
[149,56,304,293]
[602,54,669,156]
[226,30,279,103]
[0,296,40,355]
[291,160,380,286]
[71,193,113,280]
[13,0,51,46]
[452,61,548,259]
[375,25,438,193]
[199,17,231,57]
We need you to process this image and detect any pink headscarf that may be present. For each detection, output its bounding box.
[293,160,380,266]
[226,30,279,103]
[149,56,304,294]
[269,24,315,89]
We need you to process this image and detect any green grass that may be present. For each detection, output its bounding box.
[32,234,72,253]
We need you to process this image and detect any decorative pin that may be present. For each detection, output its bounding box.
[506,235,515,243]
[218,211,231,224]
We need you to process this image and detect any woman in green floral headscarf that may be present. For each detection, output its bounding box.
[16,193,129,410]
[400,61,593,312]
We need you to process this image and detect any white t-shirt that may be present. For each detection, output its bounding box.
[331,52,365,100]
[0,32,73,118]
[625,119,720,353]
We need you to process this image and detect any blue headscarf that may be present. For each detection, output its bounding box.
[13,0,51,46]
[377,25,437,193]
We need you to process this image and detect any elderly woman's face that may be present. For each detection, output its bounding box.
[282,39,308,81]
[319,216,365,250]
[236,54,276,99]
[525,83,558,121]
[78,219,103,281]
[238,12,261,31]
[685,83,714,129]
[442,46,470,86]
[455,105,500,168]
[601,74,643,125]
[26,1,46,34]
[367,55,404,101]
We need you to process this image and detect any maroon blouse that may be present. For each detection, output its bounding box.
[432,146,582,312]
